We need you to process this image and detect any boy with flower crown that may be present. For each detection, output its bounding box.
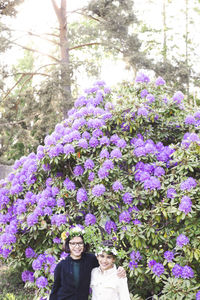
[49,225,126,300]
[90,240,130,300]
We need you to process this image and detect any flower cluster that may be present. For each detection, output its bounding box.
[172,264,194,279]
[129,250,142,270]
[148,259,165,277]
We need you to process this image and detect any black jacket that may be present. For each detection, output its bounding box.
[49,253,99,300]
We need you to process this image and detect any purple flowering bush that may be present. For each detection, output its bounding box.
[0,74,200,299]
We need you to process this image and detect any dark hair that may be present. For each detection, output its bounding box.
[64,235,90,253]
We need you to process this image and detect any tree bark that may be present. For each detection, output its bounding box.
[51,0,72,119]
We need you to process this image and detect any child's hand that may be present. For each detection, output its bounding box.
[117,266,126,278]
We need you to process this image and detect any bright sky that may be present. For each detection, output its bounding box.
[3,0,200,90]
[4,0,133,88]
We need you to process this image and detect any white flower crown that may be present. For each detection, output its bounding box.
[61,225,85,241]
[95,246,118,256]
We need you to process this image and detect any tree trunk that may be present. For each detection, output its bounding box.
[51,0,72,119]
[162,0,167,63]
[185,0,190,101]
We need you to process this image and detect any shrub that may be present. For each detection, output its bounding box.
[0,74,200,299]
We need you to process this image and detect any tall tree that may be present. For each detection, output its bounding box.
[51,0,72,118]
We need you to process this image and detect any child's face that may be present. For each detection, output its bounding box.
[69,236,84,259]
[97,252,115,271]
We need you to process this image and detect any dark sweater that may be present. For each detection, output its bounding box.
[49,253,99,300]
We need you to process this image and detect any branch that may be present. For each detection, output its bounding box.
[6,38,60,62]
[2,74,26,101]
[0,113,39,127]
[69,42,123,53]
[11,72,50,77]
[76,10,101,22]
[3,63,59,101]
[9,29,59,45]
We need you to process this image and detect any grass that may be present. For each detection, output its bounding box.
[0,263,35,300]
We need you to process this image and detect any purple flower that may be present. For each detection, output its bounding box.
[178,196,192,214]
[57,198,65,207]
[98,167,109,179]
[82,131,91,139]
[105,102,114,111]
[110,148,122,159]
[105,220,117,234]
[135,72,150,83]
[78,138,88,149]
[52,214,66,226]
[119,211,131,223]
[110,134,120,145]
[182,265,194,279]
[140,89,148,98]
[77,188,88,203]
[43,207,53,216]
[135,171,150,182]
[25,247,35,258]
[36,276,48,288]
[146,93,155,103]
[88,172,95,182]
[152,263,165,276]
[100,149,109,159]
[73,165,84,176]
[172,264,183,278]
[185,115,196,125]
[130,250,142,261]
[129,260,138,270]
[167,188,177,199]
[164,251,174,262]
[63,178,76,191]
[134,146,146,157]
[112,180,124,191]
[63,144,75,155]
[176,234,189,248]
[44,135,55,146]
[137,107,149,117]
[48,144,64,158]
[117,139,127,148]
[155,76,166,86]
[102,159,114,170]
[172,91,184,104]
[100,136,110,146]
[92,184,106,197]
[143,177,161,190]
[154,166,165,177]
[27,214,38,227]
[92,129,103,138]
[180,177,197,191]
[32,258,43,270]
[84,159,95,170]
[70,130,81,141]
[122,192,133,204]
[53,237,61,244]
[85,213,96,225]
[133,219,141,225]
[196,291,200,300]
[148,260,157,268]
[21,270,34,282]
[89,137,99,148]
